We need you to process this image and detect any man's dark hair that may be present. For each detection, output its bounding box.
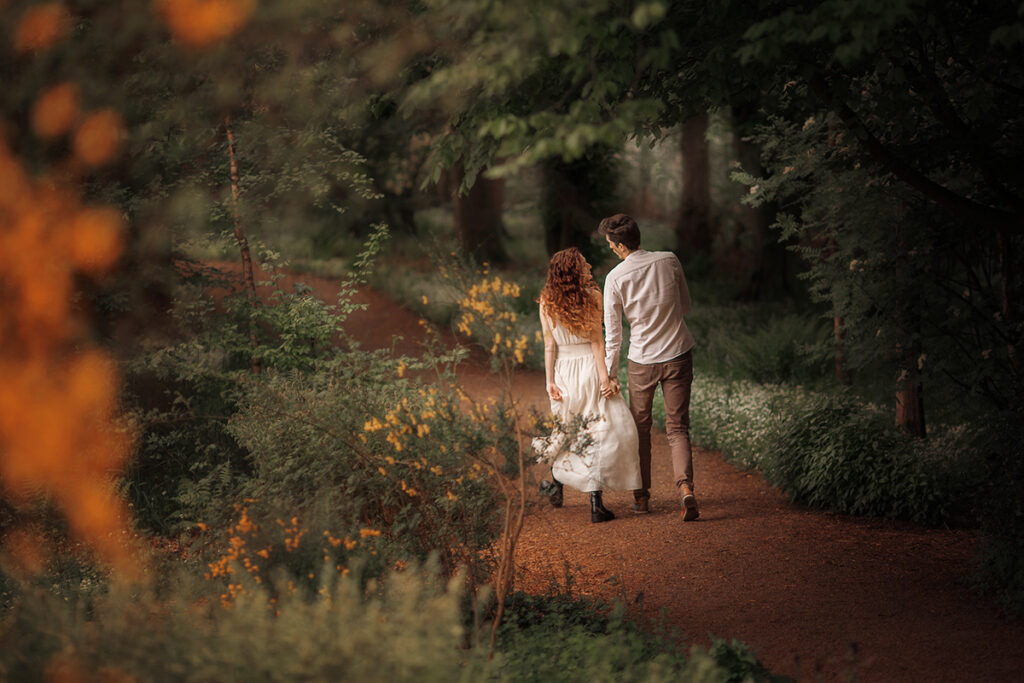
[598,213,641,251]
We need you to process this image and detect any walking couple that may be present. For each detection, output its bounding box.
[533,214,699,523]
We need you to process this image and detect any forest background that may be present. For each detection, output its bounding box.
[0,0,1022,680]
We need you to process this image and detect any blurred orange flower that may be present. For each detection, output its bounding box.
[73,109,124,166]
[155,0,256,47]
[14,2,69,54]
[31,82,79,138]
[70,206,124,275]
[0,141,137,580]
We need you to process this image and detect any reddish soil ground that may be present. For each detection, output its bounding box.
[210,262,1024,682]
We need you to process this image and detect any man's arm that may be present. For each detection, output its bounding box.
[674,256,692,316]
[603,279,623,377]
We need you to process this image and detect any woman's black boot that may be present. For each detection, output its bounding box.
[539,473,563,508]
[590,491,615,523]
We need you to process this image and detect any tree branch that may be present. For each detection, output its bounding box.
[809,75,1023,235]
[897,43,1024,198]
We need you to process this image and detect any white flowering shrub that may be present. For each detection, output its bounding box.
[691,375,982,525]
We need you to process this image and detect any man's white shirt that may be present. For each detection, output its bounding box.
[603,249,695,374]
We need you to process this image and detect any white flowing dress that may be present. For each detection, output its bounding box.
[532,321,641,493]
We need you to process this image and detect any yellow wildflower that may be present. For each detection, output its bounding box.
[386,431,404,452]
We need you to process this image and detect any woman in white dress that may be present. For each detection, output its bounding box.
[533,248,641,523]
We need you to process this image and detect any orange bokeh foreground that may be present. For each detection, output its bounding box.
[154,0,256,47]
[2,0,255,581]
[0,139,136,579]
[13,2,70,54]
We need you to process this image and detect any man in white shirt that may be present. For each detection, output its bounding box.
[599,213,699,520]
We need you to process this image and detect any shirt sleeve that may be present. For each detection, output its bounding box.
[674,256,692,316]
[603,275,623,375]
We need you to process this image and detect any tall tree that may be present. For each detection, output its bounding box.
[676,113,712,255]
[736,0,1024,419]
[452,163,507,263]
[539,147,618,260]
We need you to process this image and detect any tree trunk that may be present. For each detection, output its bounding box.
[895,342,926,438]
[452,163,506,264]
[628,140,657,218]
[998,229,1019,388]
[538,149,617,263]
[834,315,853,385]
[540,161,592,258]
[225,116,260,374]
[675,113,712,255]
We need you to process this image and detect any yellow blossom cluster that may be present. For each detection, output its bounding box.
[277,516,305,552]
[455,276,519,334]
[448,271,534,367]
[205,507,386,606]
[205,506,265,605]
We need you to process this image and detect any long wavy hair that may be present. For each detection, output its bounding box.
[538,247,601,338]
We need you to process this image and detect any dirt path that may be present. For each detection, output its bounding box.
[209,262,1024,682]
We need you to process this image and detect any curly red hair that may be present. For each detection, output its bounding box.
[539,248,601,338]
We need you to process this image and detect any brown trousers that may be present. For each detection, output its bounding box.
[626,351,693,497]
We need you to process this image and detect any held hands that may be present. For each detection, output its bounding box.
[600,377,620,398]
[547,383,563,401]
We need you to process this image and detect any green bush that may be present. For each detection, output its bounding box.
[973,412,1024,617]
[221,355,508,584]
[691,376,982,526]
[0,561,491,683]
[121,231,392,534]
[707,636,792,683]
[686,305,830,386]
[496,592,773,683]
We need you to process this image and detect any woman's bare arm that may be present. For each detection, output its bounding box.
[588,290,618,396]
[540,304,562,401]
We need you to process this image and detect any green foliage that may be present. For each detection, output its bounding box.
[122,367,249,534]
[0,562,491,683]
[689,306,831,386]
[496,592,741,683]
[707,636,792,683]
[0,566,783,682]
[224,359,505,580]
[122,227,392,534]
[972,412,1024,617]
[733,0,1024,414]
[691,375,984,526]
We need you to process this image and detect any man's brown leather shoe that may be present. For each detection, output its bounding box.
[680,483,699,521]
[632,489,650,514]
